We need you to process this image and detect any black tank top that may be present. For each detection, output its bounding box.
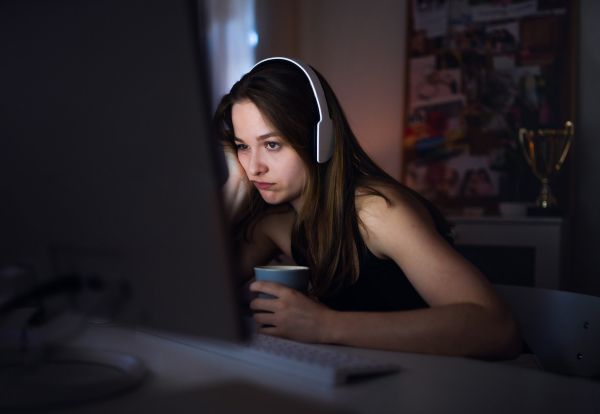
[291,232,440,312]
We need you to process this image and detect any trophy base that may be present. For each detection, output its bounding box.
[527,206,564,217]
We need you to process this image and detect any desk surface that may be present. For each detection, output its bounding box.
[448,215,564,225]
[14,325,600,414]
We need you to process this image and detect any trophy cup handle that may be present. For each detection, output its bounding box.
[557,121,574,167]
[518,128,534,168]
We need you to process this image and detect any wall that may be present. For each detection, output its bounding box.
[256,0,408,180]
[255,0,299,58]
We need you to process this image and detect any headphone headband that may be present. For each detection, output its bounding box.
[251,57,334,163]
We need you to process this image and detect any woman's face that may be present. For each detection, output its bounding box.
[231,100,308,210]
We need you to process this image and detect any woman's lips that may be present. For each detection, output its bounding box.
[252,181,274,190]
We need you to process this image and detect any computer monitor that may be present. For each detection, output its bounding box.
[0,0,244,344]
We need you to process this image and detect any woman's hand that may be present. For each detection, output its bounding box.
[224,144,247,183]
[222,145,251,222]
[249,280,335,344]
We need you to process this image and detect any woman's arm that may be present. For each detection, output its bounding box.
[321,301,521,359]
[349,188,522,358]
[250,188,522,360]
[221,145,294,283]
[250,287,520,359]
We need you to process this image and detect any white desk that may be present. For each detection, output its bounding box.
[17,325,600,414]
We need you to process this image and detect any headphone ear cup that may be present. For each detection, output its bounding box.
[312,125,318,162]
[251,57,334,163]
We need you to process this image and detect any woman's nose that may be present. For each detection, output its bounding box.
[247,149,267,176]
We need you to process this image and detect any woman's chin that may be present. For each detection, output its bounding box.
[258,190,301,207]
[259,193,284,205]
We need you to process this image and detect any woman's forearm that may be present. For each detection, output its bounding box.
[322,304,522,360]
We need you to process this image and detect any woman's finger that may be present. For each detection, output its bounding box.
[249,280,293,298]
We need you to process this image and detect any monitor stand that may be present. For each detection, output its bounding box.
[0,346,147,411]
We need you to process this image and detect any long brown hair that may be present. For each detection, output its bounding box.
[213,59,451,297]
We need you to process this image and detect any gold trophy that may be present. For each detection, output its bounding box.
[518,121,574,210]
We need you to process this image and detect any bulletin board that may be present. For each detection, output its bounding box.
[402,0,577,216]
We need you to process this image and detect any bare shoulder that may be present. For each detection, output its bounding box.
[355,183,440,259]
[356,183,436,231]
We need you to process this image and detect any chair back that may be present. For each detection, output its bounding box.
[494,284,600,378]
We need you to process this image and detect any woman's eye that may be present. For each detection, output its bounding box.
[266,142,280,150]
[236,144,249,150]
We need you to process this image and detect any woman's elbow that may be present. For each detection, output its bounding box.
[488,309,524,360]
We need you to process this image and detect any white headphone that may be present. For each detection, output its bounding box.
[251,57,334,163]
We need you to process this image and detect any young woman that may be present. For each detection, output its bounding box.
[214,58,522,359]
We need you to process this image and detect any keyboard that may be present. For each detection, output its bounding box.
[195,333,399,386]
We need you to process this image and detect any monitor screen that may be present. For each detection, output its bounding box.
[0,0,244,343]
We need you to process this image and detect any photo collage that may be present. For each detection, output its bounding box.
[403,0,571,216]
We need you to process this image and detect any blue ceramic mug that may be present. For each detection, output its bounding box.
[254,266,310,299]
